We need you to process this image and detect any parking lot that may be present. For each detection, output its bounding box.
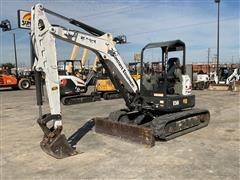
[1,88,239,180]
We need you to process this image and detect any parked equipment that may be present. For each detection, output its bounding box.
[192,73,210,90]
[217,67,239,85]
[208,67,240,91]
[57,60,100,105]
[57,45,101,105]
[95,62,122,100]
[31,4,210,159]
[226,68,239,84]
[0,69,31,90]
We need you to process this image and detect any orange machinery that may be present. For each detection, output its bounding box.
[0,70,31,90]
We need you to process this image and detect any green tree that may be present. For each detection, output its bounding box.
[0,63,15,69]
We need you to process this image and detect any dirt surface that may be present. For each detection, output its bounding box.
[0,87,239,180]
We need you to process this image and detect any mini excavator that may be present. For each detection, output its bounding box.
[57,58,101,105]
[31,4,210,159]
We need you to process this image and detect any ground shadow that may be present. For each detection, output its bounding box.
[67,119,95,147]
[0,87,35,91]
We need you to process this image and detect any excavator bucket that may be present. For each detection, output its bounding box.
[40,134,78,159]
[37,114,78,159]
[95,118,155,147]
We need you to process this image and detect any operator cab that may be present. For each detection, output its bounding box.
[139,40,194,112]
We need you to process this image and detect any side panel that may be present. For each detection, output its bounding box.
[141,94,195,112]
[0,75,17,86]
[95,79,116,92]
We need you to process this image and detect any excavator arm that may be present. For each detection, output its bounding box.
[31,4,138,158]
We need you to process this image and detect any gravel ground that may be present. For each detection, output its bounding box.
[0,87,239,180]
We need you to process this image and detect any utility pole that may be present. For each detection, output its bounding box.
[13,33,18,76]
[208,48,211,76]
[215,0,221,83]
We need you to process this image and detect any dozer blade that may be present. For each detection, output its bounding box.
[40,134,78,159]
[95,117,155,147]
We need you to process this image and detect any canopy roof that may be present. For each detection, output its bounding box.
[143,40,185,52]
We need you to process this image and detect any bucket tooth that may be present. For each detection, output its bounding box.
[95,117,155,147]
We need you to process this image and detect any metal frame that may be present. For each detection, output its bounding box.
[140,40,186,96]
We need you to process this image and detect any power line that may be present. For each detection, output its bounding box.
[127,16,238,37]
[77,4,146,19]
[81,6,131,18]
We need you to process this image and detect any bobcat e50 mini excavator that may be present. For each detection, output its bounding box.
[31,4,210,159]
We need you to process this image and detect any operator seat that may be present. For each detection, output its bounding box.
[167,57,180,79]
[167,57,182,94]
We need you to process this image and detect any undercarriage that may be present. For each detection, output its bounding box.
[95,108,210,145]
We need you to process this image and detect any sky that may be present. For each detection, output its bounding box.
[0,0,239,67]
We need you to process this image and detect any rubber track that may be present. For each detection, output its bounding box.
[148,108,210,140]
[103,93,122,100]
[61,95,101,105]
